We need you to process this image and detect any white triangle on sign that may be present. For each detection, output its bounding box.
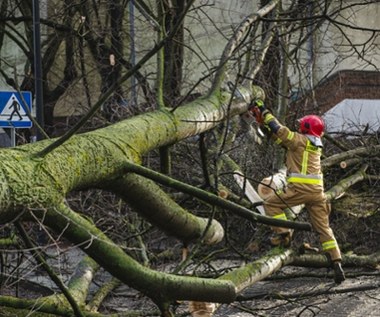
[0,93,27,122]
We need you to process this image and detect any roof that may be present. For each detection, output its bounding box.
[322,99,380,135]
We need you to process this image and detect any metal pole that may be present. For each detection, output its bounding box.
[32,0,44,139]
[10,128,16,147]
[129,0,137,106]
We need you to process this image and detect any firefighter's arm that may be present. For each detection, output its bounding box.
[263,111,296,148]
[252,100,296,147]
[251,99,281,134]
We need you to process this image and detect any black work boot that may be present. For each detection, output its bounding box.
[333,261,345,284]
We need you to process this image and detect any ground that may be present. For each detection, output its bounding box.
[1,193,379,316]
[2,235,380,316]
[213,267,380,317]
[99,259,380,316]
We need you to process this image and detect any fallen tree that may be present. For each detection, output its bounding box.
[0,81,316,314]
[1,80,378,316]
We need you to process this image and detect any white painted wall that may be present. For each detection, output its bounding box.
[182,0,255,90]
[295,1,380,90]
[1,1,379,115]
[0,0,48,92]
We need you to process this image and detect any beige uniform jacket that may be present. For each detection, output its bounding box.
[262,113,342,261]
[272,124,323,189]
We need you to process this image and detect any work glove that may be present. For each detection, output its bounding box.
[248,99,266,124]
[253,99,266,113]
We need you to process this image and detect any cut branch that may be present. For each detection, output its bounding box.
[325,165,368,201]
[322,145,380,168]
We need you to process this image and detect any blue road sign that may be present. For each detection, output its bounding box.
[0,91,33,128]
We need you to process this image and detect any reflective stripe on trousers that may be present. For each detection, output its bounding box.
[272,213,287,221]
[322,239,338,251]
[287,173,323,186]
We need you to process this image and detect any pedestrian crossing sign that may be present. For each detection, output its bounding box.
[0,91,33,128]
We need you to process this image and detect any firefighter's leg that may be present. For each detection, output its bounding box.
[307,197,345,283]
[307,198,341,260]
[264,186,304,246]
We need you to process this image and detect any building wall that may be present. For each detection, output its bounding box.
[288,1,380,113]
[300,70,380,114]
[166,0,256,92]
[315,1,380,77]
[1,1,379,118]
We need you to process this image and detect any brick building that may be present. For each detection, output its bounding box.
[304,70,380,113]
[296,70,380,135]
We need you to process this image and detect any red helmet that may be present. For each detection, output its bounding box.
[299,115,325,137]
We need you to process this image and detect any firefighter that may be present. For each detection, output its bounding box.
[250,99,345,284]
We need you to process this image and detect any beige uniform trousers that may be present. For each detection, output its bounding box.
[264,183,342,261]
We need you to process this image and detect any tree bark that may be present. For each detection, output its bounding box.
[325,165,368,201]
[322,145,380,168]
[110,174,225,245]
[220,248,294,293]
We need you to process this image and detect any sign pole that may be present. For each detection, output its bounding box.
[10,128,16,147]
[32,0,44,140]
